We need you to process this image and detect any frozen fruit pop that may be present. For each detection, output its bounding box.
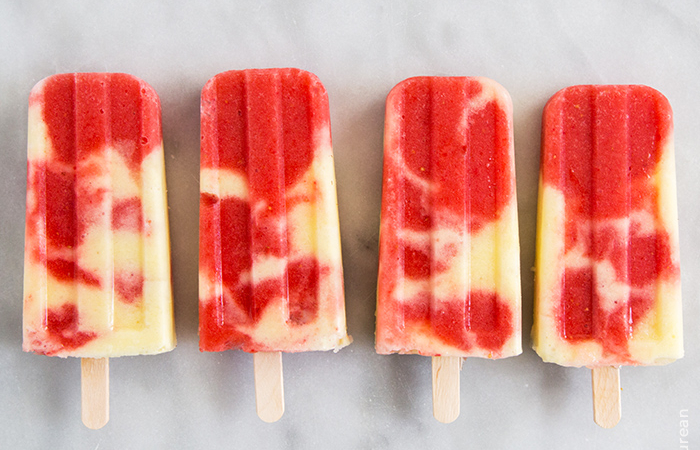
[532,85,682,427]
[23,73,175,428]
[376,77,522,422]
[199,68,350,421]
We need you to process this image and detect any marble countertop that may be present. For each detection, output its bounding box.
[1,1,698,448]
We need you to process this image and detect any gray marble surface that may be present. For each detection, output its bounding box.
[1,1,698,448]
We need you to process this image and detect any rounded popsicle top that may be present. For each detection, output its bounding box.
[200,68,332,177]
[544,84,672,116]
[30,72,160,104]
[386,76,513,115]
[540,84,674,198]
[382,75,517,234]
[542,85,673,158]
[28,73,163,170]
[201,68,329,107]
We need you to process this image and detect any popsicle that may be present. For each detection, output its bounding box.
[23,73,175,428]
[532,85,682,428]
[375,77,522,422]
[199,68,350,421]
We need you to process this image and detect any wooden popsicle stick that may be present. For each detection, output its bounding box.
[432,356,462,423]
[254,351,285,422]
[81,357,109,429]
[591,366,621,428]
